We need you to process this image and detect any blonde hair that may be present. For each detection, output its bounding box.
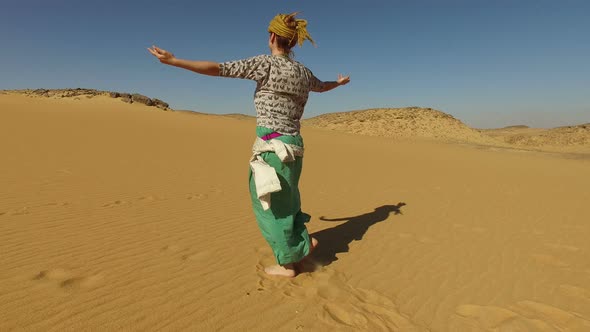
[268,12,315,57]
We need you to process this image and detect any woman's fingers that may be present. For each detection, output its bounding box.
[150,46,162,55]
[147,48,158,57]
[148,45,175,65]
[154,46,167,55]
[337,74,350,85]
[148,45,171,60]
[147,48,163,59]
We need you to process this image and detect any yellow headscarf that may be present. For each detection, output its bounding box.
[268,12,316,47]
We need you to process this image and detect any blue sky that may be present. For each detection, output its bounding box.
[2,0,589,128]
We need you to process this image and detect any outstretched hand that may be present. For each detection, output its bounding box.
[337,74,350,86]
[147,45,176,65]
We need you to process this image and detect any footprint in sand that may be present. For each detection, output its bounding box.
[317,285,344,301]
[544,243,580,253]
[254,247,277,269]
[257,262,416,330]
[102,200,128,208]
[515,301,590,329]
[396,233,437,244]
[283,278,319,298]
[559,285,590,301]
[316,279,415,330]
[417,236,437,244]
[531,254,569,268]
[181,250,210,262]
[43,202,70,207]
[161,244,182,253]
[34,269,103,290]
[255,246,272,254]
[34,268,72,281]
[562,225,584,231]
[10,207,31,216]
[470,227,487,234]
[138,195,159,202]
[210,188,224,194]
[57,168,73,175]
[60,275,103,290]
[161,245,211,263]
[453,304,522,330]
[186,193,208,200]
[323,303,369,327]
[452,302,590,331]
[451,224,488,235]
[3,203,70,217]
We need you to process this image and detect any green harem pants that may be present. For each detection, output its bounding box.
[249,126,312,265]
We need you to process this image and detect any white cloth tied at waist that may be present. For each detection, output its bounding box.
[249,137,304,211]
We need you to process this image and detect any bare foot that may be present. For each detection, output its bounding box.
[309,237,319,256]
[264,264,296,277]
[294,237,320,272]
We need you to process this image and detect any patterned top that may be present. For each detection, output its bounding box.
[219,54,325,135]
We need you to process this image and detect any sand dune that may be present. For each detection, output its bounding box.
[304,107,590,154]
[302,107,502,145]
[481,124,590,151]
[1,91,590,331]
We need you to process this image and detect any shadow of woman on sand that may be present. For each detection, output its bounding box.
[300,203,406,272]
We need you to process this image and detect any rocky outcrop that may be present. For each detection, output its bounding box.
[131,93,153,106]
[151,98,169,110]
[8,88,171,110]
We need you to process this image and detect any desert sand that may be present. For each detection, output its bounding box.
[1,90,589,331]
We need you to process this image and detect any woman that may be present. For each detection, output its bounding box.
[148,12,349,277]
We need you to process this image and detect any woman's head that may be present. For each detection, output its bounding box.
[268,12,315,57]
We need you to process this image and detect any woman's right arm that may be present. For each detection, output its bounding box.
[148,45,220,76]
[169,59,220,76]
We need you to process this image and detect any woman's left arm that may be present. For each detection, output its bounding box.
[148,45,220,76]
[312,74,350,93]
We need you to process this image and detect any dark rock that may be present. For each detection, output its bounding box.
[131,93,154,106]
[19,88,171,111]
[33,89,50,97]
[152,98,169,109]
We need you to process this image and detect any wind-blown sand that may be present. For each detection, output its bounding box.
[1,91,589,331]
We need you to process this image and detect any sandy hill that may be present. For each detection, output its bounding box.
[303,107,590,154]
[481,123,590,149]
[1,91,590,330]
[302,107,503,145]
